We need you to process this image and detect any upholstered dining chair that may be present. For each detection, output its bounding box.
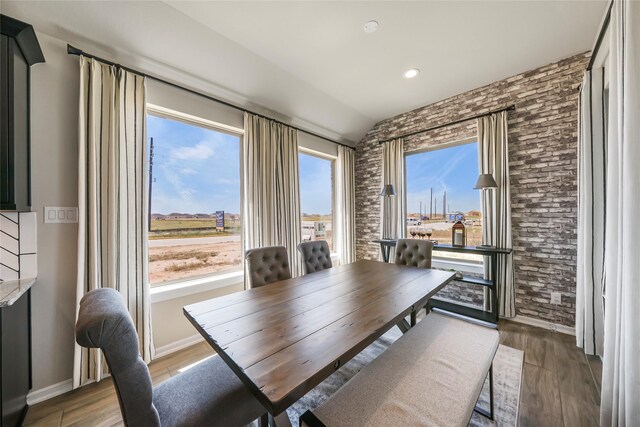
[75,288,267,427]
[297,240,333,275]
[244,246,292,288]
[395,238,433,268]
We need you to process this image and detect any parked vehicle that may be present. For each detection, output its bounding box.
[407,218,422,226]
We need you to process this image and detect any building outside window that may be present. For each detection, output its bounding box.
[405,141,483,263]
[146,109,242,287]
[299,150,334,251]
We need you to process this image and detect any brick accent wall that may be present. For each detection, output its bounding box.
[355,52,589,327]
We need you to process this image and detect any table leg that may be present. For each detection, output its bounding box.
[491,254,499,324]
[269,412,292,427]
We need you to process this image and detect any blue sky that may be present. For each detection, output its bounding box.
[148,114,241,215]
[405,142,481,215]
[299,152,332,215]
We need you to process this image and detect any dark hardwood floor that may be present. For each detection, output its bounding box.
[23,320,602,426]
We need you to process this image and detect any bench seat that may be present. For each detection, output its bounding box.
[301,312,499,427]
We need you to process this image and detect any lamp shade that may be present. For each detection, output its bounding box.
[474,174,498,190]
[379,184,397,197]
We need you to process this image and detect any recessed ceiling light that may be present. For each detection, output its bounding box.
[363,20,379,33]
[403,68,420,79]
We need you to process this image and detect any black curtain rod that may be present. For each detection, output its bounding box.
[378,104,515,144]
[587,0,614,71]
[66,44,354,150]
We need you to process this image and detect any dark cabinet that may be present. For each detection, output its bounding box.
[1,291,32,426]
[0,15,44,211]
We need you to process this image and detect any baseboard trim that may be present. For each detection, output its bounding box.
[27,379,73,405]
[510,315,575,336]
[154,334,204,359]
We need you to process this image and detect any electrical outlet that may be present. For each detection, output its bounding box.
[550,292,562,305]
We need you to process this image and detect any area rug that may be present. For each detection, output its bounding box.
[285,327,523,426]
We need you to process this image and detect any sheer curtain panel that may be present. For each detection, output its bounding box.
[576,68,606,357]
[335,145,356,265]
[477,112,515,318]
[601,1,640,424]
[380,138,406,244]
[74,57,152,388]
[243,113,302,280]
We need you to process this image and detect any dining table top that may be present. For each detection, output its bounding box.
[183,259,455,416]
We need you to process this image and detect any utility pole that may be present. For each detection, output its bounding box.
[434,198,438,219]
[148,137,154,231]
[443,191,447,219]
[419,201,422,219]
[429,187,433,219]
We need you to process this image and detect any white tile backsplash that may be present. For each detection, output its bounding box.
[18,212,37,254]
[19,253,37,279]
[0,212,37,281]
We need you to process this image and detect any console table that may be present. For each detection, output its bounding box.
[372,239,511,325]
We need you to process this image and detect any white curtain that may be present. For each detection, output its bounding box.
[478,112,515,318]
[576,68,606,357]
[243,113,302,278]
[380,138,406,243]
[335,145,356,265]
[601,1,640,424]
[74,58,152,388]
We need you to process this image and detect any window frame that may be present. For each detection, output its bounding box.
[146,104,245,293]
[403,137,484,271]
[298,147,337,253]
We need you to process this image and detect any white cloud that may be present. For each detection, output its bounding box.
[180,168,197,175]
[171,142,214,160]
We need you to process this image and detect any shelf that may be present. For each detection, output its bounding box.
[457,276,493,288]
[429,298,497,326]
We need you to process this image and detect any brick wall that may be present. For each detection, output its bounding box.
[355,52,589,327]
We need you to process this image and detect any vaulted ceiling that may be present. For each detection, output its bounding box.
[3,1,607,145]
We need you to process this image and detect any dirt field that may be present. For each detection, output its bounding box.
[149,240,242,285]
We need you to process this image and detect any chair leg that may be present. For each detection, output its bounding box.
[259,413,269,427]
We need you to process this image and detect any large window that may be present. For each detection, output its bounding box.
[147,110,242,287]
[299,151,334,251]
[405,141,483,261]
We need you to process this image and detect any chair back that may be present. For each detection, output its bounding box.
[395,239,433,268]
[297,240,333,274]
[245,246,292,288]
[75,288,160,427]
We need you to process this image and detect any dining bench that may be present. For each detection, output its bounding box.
[299,312,499,427]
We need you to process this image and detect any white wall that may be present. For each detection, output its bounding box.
[21,30,341,396]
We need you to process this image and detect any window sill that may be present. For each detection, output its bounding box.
[150,270,244,303]
[432,257,484,275]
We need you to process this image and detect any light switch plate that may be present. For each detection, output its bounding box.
[44,207,79,224]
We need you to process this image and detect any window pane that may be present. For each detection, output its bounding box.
[147,114,241,286]
[299,152,333,251]
[405,142,483,260]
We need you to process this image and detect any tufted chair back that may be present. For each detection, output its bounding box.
[245,246,292,288]
[75,288,160,427]
[394,239,433,269]
[297,240,333,275]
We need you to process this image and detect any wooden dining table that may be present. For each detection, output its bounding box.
[183,259,455,425]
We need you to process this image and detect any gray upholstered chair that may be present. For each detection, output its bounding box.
[75,288,266,427]
[244,246,291,288]
[395,238,433,268]
[297,240,333,275]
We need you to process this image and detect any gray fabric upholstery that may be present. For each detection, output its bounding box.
[76,288,159,427]
[307,313,500,427]
[245,246,291,288]
[153,356,265,427]
[394,238,433,268]
[297,240,333,275]
[75,288,265,427]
